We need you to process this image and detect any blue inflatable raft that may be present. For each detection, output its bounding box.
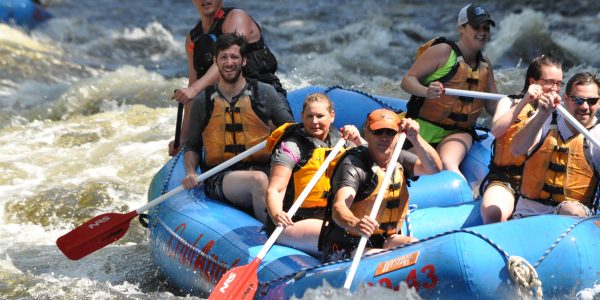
[0,0,51,29]
[146,86,600,298]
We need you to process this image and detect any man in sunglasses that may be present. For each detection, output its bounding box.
[511,72,600,219]
[321,109,441,262]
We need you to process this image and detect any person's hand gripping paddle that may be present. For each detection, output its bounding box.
[208,139,346,300]
[343,133,406,289]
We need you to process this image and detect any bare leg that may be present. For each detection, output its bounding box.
[277,219,323,256]
[361,234,417,256]
[556,201,589,217]
[437,132,473,181]
[480,185,515,224]
[222,170,269,223]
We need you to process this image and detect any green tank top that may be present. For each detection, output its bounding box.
[422,50,457,85]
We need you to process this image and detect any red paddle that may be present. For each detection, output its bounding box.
[208,139,346,300]
[56,141,267,260]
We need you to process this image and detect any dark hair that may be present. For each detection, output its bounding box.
[214,32,247,57]
[565,72,600,96]
[521,55,562,94]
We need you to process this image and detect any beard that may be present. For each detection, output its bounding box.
[219,67,243,84]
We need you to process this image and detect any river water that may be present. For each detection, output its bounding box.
[1,0,599,299]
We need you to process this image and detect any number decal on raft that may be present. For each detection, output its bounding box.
[368,263,438,292]
[421,264,438,289]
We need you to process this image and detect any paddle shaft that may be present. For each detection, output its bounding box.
[444,88,600,150]
[255,138,346,259]
[343,133,407,289]
[173,103,184,149]
[136,141,267,214]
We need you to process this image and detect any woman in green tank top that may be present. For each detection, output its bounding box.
[400,3,499,182]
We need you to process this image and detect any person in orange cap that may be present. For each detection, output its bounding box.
[321,109,442,262]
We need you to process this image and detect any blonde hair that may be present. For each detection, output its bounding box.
[302,93,334,113]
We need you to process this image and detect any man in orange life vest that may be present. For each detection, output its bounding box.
[169,0,286,155]
[321,109,442,262]
[181,32,293,222]
[511,72,600,218]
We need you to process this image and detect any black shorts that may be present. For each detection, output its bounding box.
[203,163,270,203]
[323,232,386,263]
[264,207,326,234]
[481,169,521,196]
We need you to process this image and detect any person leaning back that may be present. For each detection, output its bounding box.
[169,0,287,155]
[181,32,293,223]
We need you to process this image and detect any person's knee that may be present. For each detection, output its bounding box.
[556,202,587,217]
[481,205,503,224]
[251,171,269,191]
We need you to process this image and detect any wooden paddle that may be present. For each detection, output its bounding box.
[444,88,600,149]
[344,133,407,289]
[208,138,346,300]
[56,141,267,261]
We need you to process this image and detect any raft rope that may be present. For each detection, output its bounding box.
[139,147,186,228]
[160,147,185,196]
[156,217,230,270]
[324,85,401,112]
[404,204,418,238]
[508,256,542,300]
[256,215,600,297]
[151,90,596,297]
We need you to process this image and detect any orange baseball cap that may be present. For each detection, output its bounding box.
[366,109,401,131]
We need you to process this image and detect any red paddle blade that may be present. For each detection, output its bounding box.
[209,258,261,300]
[56,211,138,260]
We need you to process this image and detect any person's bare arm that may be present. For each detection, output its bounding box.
[483,56,498,116]
[332,186,377,237]
[400,118,442,175]
[221,9,260,43]
[401,43,451,99]
[491,84,542,137]
[182,150,201,190]
[511,92,559,155]
[266,164,294,227]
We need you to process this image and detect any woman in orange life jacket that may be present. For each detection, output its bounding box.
[400,3,498,181]
[169,0,286,156]
[480,55,563,224]
[264,93,366,255]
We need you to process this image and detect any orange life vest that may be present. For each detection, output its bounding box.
[520,114,598,206]
[407,37,490,129]
[349,163,409,236]
[268,122,345,209]
[491,100,536,170]
[202,86,271,167]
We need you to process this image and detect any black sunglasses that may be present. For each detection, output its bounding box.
[370,128,398,137]
[469,23,491,32]
[569,95,599,106]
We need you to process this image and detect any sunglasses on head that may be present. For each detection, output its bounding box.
[370,128,398,137]
[569,95,599,106]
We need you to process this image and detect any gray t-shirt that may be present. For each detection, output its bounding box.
[270,128,341,170]
[329,147,417,197]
